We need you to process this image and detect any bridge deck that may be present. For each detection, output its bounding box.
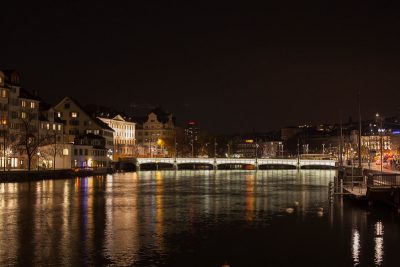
[135,157,336,168]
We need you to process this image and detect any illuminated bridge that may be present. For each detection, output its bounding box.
[134,157,337,170]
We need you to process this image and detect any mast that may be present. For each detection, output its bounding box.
[339,112,343,168]
[357,91,362,168]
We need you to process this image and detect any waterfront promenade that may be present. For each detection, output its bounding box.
[341,164,400,207]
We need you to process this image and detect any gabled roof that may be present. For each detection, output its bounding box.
[0,69,21,86]
[149,107,172,124]
[113,114,126,121]
[55,96,114,132]
[19,88,41,101]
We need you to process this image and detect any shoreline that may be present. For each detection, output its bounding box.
[0,168,112,183]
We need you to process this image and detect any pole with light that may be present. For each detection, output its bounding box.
[1,119,6,171]
[376,113,384,173]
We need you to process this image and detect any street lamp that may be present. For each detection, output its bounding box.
[1,119,7,171]
[297,139,300,164]
[190,139,194,157]
[376,113,384,173]
[214,138,217,159]
[37,151,41,171]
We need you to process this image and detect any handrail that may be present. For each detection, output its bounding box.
[367,173,400,187]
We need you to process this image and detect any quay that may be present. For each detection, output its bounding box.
[338,165,400,208]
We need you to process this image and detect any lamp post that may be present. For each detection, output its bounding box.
[37,151,41,171]
[174,133,177,159]
[1,119,7,171]
[376,113,384,173]
[214,138,217,159]
[297,139,300,166]
[2,130,5,172]
[190,139,194,158]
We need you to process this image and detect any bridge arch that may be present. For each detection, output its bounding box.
[258,164,297,170]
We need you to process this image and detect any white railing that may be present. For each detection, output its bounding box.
[135,157,336,167]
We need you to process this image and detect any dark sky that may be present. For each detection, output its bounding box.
[1,0,400,133]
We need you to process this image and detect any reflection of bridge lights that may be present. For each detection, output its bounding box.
[375,221,383,237]
[374,221,384,266]
[352,228,360,265]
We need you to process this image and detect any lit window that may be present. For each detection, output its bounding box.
[46,123,50,130]
[21,112,27,119]
[30,102,35,108]
[58,125,61,131]
[63,149,69,156]
[21,101,26,107]
[1,90,6,98]
[53,124,56,130]
[71,112,78,118]
[57,112,62,117]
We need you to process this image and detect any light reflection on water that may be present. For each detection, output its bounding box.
[0,170,399,266]
[352,228,360,266]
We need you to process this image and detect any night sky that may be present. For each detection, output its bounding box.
[1,1,400,133]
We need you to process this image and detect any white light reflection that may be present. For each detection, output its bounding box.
[374,221,384,266]
[352,228,360,266]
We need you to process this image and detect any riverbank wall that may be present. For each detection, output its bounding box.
[0,168,111,183]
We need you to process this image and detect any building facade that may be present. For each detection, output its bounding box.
[54,97,114,161]
[98,115,136,160]
[135,108,175,157]
[0,70,41,170]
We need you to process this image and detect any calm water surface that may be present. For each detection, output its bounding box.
[1,170,400,266]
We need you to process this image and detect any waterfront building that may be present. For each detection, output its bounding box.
[37,143,72,169]
[38,134,108,170]
[38,102,65,144]
[98,115,136,160]
[36,102,67,169]
[54,97,114,161]
[72,134,108,168]
[0,70,41,170]
[135,107,175,157]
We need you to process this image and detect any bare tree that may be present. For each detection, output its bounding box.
[12,115,49,171]
[38,132,64,170]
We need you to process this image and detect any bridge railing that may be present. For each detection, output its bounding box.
[367,173,400,187]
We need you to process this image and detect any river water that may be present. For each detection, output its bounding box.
[0,170,399,266]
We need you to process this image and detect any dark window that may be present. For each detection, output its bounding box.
[64,103,70,109]
[69,120,79,126]
[79,149,82,156]
[74,149,77,155]
[85,149,88,156]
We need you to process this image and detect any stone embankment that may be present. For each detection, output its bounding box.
[0,168,111,183]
